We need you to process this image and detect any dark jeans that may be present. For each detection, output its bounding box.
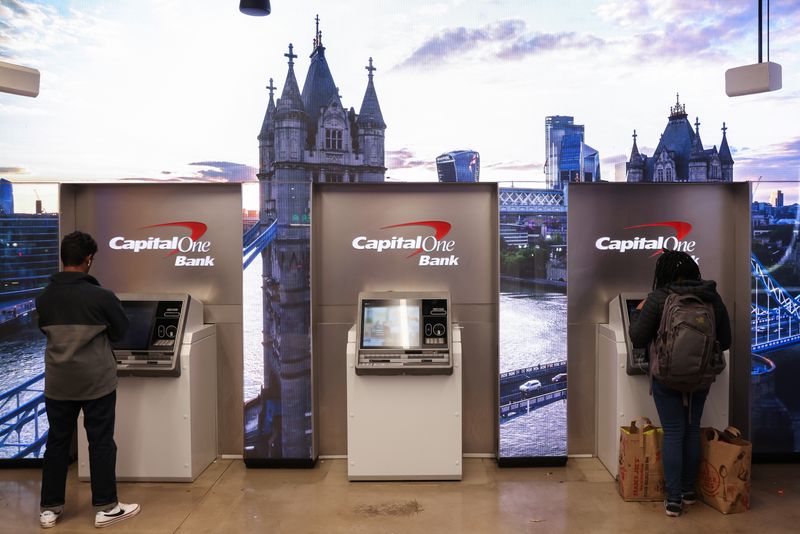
[41,390,118,512]
[651,380,709,502]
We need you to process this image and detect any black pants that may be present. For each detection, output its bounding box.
[41,390,117,511]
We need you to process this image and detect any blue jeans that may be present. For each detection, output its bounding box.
[651,380,709,502]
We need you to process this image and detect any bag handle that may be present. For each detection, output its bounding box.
[629,417,654,433]
[629,417,657,449]
[702,427,720,441]
[724,426,742,439]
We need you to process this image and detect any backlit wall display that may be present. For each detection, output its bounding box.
[2,1,799,461]
[750,182,800,458]
[0,182,59,462]
[498,190,568,463]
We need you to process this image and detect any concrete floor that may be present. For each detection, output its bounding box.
[1,458,798,533]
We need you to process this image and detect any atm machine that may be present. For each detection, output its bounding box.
[78,293,217,482]
[346,291,462,480]
[597,293,730,477]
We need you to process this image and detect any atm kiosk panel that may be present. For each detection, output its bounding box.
[347,290,462,480]
[355,291,452,375]
[112,293,203,376]
[617,293,649,375]
[79,292,215,481]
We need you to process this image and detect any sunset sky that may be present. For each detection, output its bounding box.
[2,0,799,210]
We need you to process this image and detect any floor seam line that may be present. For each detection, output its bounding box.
[172,459,236,534]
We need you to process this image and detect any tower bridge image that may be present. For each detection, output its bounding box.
[244,18,386,461]
[752,255,800,353]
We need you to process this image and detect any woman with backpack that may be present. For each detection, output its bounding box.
[629,250,731,517]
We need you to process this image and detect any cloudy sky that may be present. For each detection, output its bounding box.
[1,0,799,211]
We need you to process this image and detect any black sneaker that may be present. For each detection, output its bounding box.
[682,491,698,505]
[665,499,682,517]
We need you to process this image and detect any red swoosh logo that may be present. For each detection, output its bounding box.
[624,221,692,257]
[380,220,452,258]
[140,221,208,256]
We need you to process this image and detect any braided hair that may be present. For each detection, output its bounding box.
[652,249,701,290]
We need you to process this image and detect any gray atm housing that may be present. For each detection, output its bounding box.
[113,293,203,377]
[613,293,649,375]
[355,291,452,375]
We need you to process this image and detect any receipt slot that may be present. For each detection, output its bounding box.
[597,294,729,477]
[347,291,462,480]
[78,294,217,481]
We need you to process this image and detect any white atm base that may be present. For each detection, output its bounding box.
[346,325,462,481]
[596,323,729,478]
[78,324,217,482]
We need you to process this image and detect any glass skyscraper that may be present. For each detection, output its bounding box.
[0,179,13,215]
[558,134,601,184]
[544,116,584,189]
[544,117,600,188]
[436,150,480,183]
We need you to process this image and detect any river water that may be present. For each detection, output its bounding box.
[499,283,568,457]
[499,286,567,372]
[0,313,48,459]
[243,254,264,402]
[0,314,45,392]
[752,344,800,454]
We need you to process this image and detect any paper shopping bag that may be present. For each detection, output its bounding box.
[618,417,665,501]
[699,426,752,514]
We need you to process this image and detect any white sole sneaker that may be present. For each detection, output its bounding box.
[40,510,61,528]
[95,503,141,528]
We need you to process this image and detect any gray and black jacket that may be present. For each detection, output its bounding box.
[628,279,732,351]
[36,272,129,401]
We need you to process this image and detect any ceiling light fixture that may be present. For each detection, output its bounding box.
[726,0,782,97]
[0,60,40,97]
[239,0,271,16]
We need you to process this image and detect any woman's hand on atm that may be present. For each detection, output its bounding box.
[636,299,646,311]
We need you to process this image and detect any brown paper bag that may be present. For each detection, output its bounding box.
[618,417,665,501]
[699,426,752,514]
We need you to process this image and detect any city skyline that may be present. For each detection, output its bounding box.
[1,0,799,204]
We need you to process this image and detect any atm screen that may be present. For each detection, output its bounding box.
[111,301,157,350]
[360,299,421,349]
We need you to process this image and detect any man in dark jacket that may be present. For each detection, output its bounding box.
[37,231,140,529]
[628,250,731,518]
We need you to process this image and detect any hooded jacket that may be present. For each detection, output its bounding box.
[628,279,732,351]
[35,272,129,401]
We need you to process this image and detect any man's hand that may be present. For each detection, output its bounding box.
[636,299,646,311]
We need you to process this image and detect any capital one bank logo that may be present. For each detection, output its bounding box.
[108,221,215,267]
[351,220,460,266]
[595,221,700,263]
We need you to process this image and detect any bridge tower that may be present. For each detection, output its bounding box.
[253,18,386,459]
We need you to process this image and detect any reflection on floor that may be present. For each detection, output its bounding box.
[1,458,799,533]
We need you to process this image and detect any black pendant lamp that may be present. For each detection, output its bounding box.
[239,0,271,16]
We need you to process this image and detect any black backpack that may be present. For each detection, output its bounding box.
[649,292,726,392]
